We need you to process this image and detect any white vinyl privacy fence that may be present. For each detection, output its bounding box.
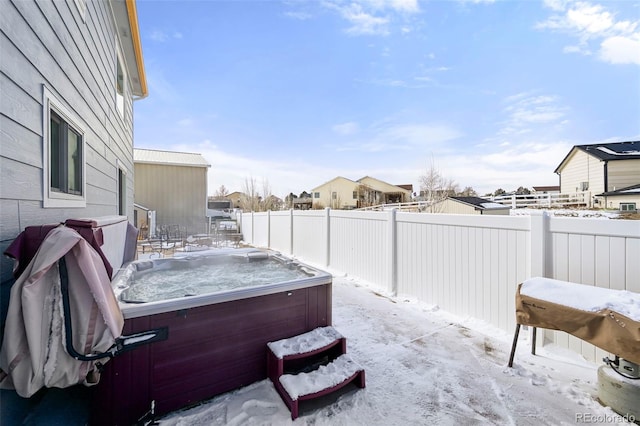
[239,209,640,363]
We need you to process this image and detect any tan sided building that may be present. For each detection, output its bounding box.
[311,176,412,209]
[134,148,211,235]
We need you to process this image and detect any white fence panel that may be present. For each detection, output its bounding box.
[238,212,253,245]
[329,210,391,292]
[252,213,270,248]
[292,210,328,266]
[269,211,292,254]
[544,217,640,362]
[395,213,530,332]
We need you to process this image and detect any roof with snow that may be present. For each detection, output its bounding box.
[448,196,509,210]
[554,141,640,173]
[133,148,210,168]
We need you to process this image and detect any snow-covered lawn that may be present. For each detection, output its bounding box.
[158,275,635,426]
[510,208,623,219]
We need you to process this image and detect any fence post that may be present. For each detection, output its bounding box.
[530,210,551,278]
[251,211,255,245]
[266,210,271,248]
[529,210,551,348]
[511,194,516,209]
[289,209,294,255]
[389,208,398,296]
[324,207,331,267]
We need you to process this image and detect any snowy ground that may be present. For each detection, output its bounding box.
[509,208,621,219]
[157,274,636,426]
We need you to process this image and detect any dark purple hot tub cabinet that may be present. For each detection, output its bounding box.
[90,249,332,425]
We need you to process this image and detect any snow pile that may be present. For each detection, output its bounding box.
[267,326,343,359]
[522,277,640,321]
[510,209,620,219]
[279,354,362,400]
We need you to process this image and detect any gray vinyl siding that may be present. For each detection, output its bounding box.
[0,0,136,282]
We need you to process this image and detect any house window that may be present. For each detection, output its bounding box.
[620,203,636,212]
[332,192,337,200]
[118,166,126,215]
[43,86,86,208]
[579,182,589,191]
[314,192,320,198]
[353,191,357,199]
[116,52,125,118]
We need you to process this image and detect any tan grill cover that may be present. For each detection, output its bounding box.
[516,283,640,365]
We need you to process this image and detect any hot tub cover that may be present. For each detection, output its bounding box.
[0,226,124,397]
[516,278,640,365]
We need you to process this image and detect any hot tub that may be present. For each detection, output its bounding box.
[91,248,332,425]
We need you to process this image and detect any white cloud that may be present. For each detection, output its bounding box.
[343,5,390,36]
[333,122,360,135]
[337,122,463,153]
[537,1,640,66]
[148,30,184,43]
[500,93,569,135]
[149,30,168,42]
[600,35,640,65]
[321,0,422,36]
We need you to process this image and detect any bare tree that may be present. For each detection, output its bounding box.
[260,178,275,211]
[240,177,276,212]
[418,158,458,212]
[459,186,478,197]
[240,177,260,211]
[356,184,376,208]
[214,184,229,199]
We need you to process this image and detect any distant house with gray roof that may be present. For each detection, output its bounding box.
[554,141,640,209]
[436,196,511,215]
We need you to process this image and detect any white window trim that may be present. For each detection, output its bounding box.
[42,85,87,208]
[115,46,126,119]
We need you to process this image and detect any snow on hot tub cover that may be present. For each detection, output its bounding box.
[516,277,640,365]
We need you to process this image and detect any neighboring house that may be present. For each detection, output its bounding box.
[532,186,560,194]
[435,197,511,215]
[554,141,640,208]
[292,197,313,210]
[227,191,244,209]
[0,0,147,283]
[311,176,412,209]
[133,149,211,235]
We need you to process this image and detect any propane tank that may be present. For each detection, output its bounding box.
[598,356,640,422]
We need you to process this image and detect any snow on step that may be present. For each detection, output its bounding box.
[279,354,362,400]
[267,326,343,359]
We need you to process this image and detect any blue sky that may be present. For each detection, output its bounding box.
[133,0,640,198]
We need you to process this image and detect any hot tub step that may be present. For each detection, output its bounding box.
[277,354,366,420]
[266,327,365,419]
